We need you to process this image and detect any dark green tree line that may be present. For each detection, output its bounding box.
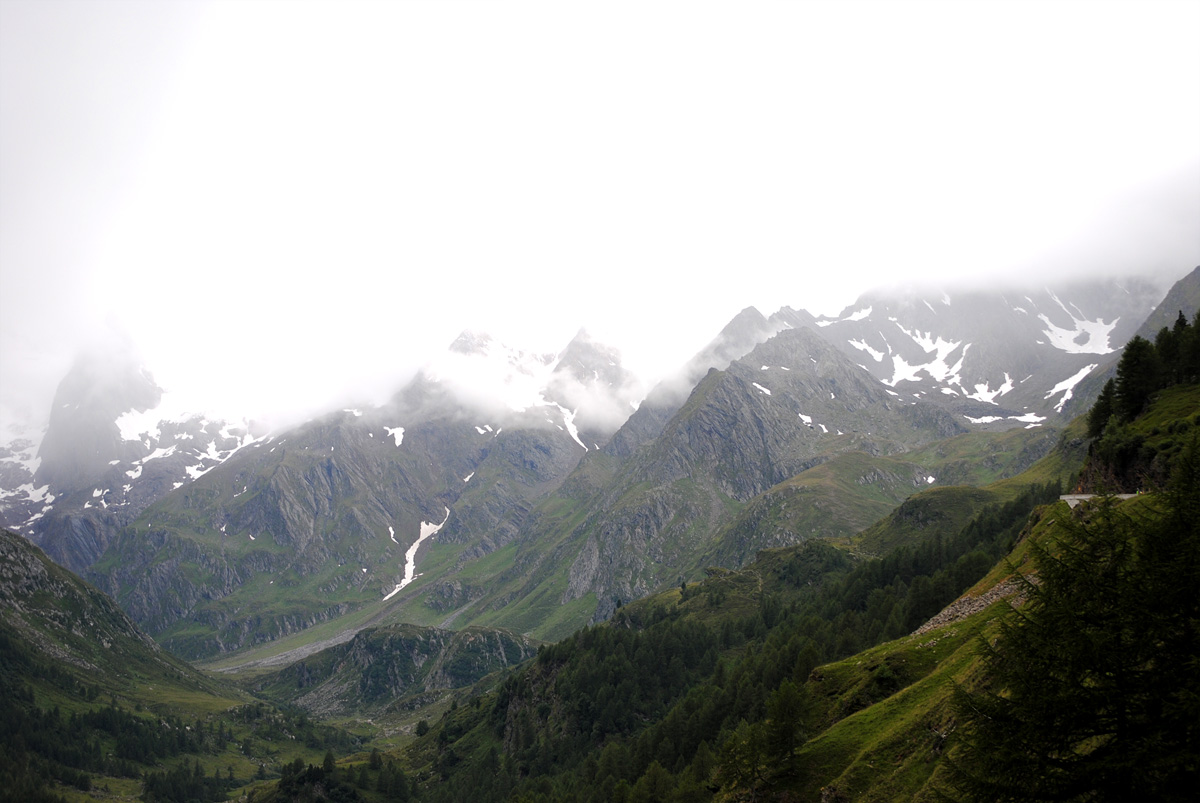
[1089,310,1200,438]
[951,447,1200,801]
[414,482,1061,802]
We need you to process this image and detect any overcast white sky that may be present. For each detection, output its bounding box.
[2,0,1198,431]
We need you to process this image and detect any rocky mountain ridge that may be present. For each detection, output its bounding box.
[3,270,1194,660]
[809,276,1164,424]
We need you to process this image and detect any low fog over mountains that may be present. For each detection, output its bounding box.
[2,268,1194,656]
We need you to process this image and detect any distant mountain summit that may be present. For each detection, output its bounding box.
[34,349,163,493]
[809,277,1163,426]
[422,327,642,446]
[1,268,1193,660]
[63,329,643,657]
[1,350,261,572]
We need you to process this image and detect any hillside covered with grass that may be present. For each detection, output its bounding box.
[351,385,1198,802]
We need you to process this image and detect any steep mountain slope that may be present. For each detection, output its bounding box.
[11,271,1183,666]
[84,328,651,659]
[809,277,1163,425]
[0,419,45,541]
[1131,264,1200,341]
[0,526,222,697]
[603,305,809,459]
[1059,265,1200,421]
[2,349,263,574]
[702,424,1059,568]
[0,526,383,802]
[390,384,1197,803]
[89,400,580,658]
[1,526,238,799]
[386,324,974,642]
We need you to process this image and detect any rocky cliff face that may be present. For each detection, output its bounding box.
[86,402,544,656]
[640,327,965,497]
[0,526,169,672]
[3,348,264,573]
[604,305,807,460]
[86,360,604,657]
[33,351,163,493]
[553,324,966,617]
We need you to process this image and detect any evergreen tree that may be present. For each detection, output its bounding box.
[718,720,767,795]
[1185,311,1200,383]
[764,679,806,764]
[1087,378,1116,438]
[1114,335,1160,421]
[951,463,1200,802]
[1156,323,1182,385]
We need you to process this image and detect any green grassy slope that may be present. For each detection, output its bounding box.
[384,483,1064,800]
[1,528,360,802]
[353,397,1113,801]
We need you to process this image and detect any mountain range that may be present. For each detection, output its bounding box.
[0,269,1193,660]
[2,265,1198,801]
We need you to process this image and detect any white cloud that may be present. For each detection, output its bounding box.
[2,0,1198,431]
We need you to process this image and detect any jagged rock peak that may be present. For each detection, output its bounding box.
[448,330,497,356]
[553,329,630,386]
[34,348,163,493]
[715,306,771,343]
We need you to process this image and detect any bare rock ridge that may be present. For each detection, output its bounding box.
[2,270,1196,659]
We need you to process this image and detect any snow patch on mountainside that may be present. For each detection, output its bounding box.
[552,403,588,450]
[5,483,52,505]
[384,506,450,600]
[965,373,1015,405]
[817,306,873,327]
[115,407,162,444]
[966,411,1048,427]
[0,427,43,478]
[1039,291,1119,354]
[879,323,968,389]
[1044,364,1099,412]
[142,445,178,463]
[895,324,967,381]
[848,339,885,362]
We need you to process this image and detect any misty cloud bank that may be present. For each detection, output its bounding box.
[1,1,1198,442]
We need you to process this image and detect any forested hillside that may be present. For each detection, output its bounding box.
[347,384,1197,802]
[1083,309,1200,490]
[383,476,1073,801]
[0,528,361,802]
